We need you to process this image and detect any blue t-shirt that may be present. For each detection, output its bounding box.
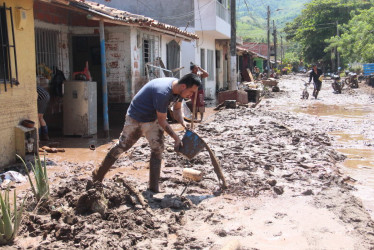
[127,78,182,122]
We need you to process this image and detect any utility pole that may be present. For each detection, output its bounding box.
[280,35,283,68]
[266,6,270,77]
[229,0,237,90]
[273,20,277,70]
[336,21,340,72]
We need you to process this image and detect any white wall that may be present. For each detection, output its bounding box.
[195,31,216,99]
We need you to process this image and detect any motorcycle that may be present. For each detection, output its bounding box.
[345,72,359,88]
[331,74,344,94]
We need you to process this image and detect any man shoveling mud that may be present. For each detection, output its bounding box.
[92,73,201,192]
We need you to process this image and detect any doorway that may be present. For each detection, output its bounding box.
[166,40,180,78]
[71,36,103,130]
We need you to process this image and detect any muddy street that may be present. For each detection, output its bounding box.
[10,74,374,249]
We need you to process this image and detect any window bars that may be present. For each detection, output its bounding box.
[35,28,59,73]
[0,3,18,93]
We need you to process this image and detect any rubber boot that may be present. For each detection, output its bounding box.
[40,126,49,141]
[149,156,162,193]
[312,90,317,98]
[92,154,117,182]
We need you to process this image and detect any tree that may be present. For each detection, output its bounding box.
[284,0,373,68]
[326,7,374,64]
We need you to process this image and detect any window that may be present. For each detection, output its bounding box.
[0,3,18,92]
[207,49,214,81]
[35,28,59,78]
[142,34,160,78]
[216,50,221,69]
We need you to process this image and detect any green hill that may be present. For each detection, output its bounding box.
[237,0,310,42]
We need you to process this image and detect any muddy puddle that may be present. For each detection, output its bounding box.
[291,96,374,219]
[332,132,374,219]
[293,103,372,118]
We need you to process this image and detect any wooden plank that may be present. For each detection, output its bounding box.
[247,68,254,82]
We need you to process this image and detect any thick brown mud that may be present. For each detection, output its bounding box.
[5,74,374,249]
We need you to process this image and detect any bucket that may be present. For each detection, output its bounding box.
[179,130,205,159]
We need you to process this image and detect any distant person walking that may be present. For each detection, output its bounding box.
[308,64,323,99]
[37,86,50,141]
[190,63,209,122]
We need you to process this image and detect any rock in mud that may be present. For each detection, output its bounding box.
[273,186,284,195]
[76,186,108,216]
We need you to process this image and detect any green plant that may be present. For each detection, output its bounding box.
[0,189,25,245]
[17,154,49,201]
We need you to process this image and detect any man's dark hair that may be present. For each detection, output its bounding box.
[178,73,201,88]
[190,62,197,71]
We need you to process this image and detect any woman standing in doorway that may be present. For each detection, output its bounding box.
[190,63,209,122]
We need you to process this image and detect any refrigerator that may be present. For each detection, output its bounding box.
[63,81,97,136]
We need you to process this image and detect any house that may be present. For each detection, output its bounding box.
[241,42,275,72]
[0,0,197,168]
[91,0,232,100]
[33,0,198,133]
[0,0,38,167]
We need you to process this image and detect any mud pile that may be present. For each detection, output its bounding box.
[14,102,374,249]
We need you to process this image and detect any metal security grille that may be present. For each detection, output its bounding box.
[142,34,160,77]
[207,49,214,81]
[0,3,18,92]
[35,28,59,71]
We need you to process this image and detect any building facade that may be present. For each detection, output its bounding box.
[0,0,38,167]
[93,0,232,99]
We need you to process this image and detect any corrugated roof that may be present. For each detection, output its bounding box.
[50,0,199,40]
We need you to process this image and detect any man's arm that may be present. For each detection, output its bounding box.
[157,111,182,151]
[198,66,209,79]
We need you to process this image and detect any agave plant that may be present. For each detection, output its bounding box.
[0,189,25,245]
[17,154,49,201]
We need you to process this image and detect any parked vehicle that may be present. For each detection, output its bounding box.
[365,74,374,87]
[331,74,344,94]
[324,72,332,80]
[345,72,359,88]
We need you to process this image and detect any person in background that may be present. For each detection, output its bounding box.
[37,86,50,141]
[92,73,201,193]
[254,66,260,79]
[308,64,323,99]
[190,62,209,122]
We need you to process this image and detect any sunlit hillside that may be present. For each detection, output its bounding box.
[237,0,310,42]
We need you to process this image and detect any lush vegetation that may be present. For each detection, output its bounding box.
[284,0,374,70]
[325,6,374,64]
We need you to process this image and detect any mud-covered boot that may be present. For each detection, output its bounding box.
[92,154,117,182]
[149,157,162,193]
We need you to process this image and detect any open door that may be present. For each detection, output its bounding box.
[166,40,180,78]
